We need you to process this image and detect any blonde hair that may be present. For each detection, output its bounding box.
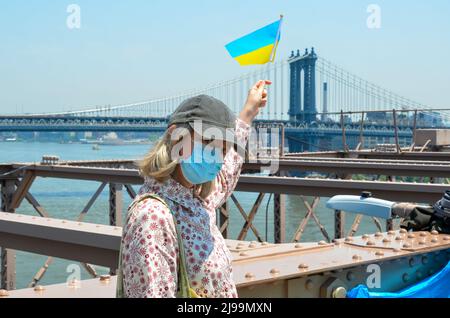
[138,129,215,199]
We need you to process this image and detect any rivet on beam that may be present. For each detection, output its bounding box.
[407,234,416,239]
[305,279,314,290]
[375,251,384,256]
[352,255,362,261]
[403,243,412,249]
[362,234,370,240]
[100,275,111,283]
[0,289,9,297]
[402,273,410,283]
[431,230,439,236]
[382,238,391,244]
[374,232,383,238]
[419,232,428,238]
[387,231,396,236]
[245,273,255,280]
[270,268,280,275]
[295,244,303,249]
[366,241,376,246]
[298,263,309,270]
[239,252,249,257]
[34,285,45,292]
[395,236,403,241]
[399,229,408,234]
[431,238,439,243]
[345,237,353,242]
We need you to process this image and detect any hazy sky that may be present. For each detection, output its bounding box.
[0,0,449,114]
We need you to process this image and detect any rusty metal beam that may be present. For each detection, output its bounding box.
[0,212,121,268]
[334,210,345,240]
[124,184,137,199]
[218,202,229,238]
[245,158,450,178]
[1,180,16,290]
[109,184,123,228]
[273,194,286,243]
[4,231,450,298]
[237,193,265,241]
[1,164,448,204]
[230,195,264,242]
[7,157,450,180]
[236,176,449,204]
[77,182,107,222]
[10,171,35,211]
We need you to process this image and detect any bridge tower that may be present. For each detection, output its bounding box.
[288,48,318,124]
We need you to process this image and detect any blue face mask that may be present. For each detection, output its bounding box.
[180,141,223,185]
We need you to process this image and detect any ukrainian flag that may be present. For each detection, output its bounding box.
[225,17,283,66]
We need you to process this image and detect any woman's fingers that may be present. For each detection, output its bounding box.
[257,80,272,93]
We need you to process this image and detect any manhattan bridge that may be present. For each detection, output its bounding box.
[1,48,448,152]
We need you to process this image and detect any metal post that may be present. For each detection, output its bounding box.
[273,193,286,243]
[340,110,349,152]
[219,201,229,239]
[410,110,418,151]
[386,219,394,232]
[334,210,345,239]
[393,109,401,153]
[280,124,285,158]
[109,183,123,227]
[1,180,16,290]
[357,112,365,150]
[109,183,123,275]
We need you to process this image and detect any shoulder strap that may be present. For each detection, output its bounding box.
[116,193,199,298]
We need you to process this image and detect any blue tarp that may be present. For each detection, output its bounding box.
[347,260,450,298]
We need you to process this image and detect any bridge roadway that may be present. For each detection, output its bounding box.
[0,115,443,138]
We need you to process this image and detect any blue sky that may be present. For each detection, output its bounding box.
[0,0,449,113]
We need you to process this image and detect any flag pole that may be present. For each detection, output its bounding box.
[270,14,284,62]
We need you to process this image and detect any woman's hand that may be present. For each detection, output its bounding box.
[239,80,272,125]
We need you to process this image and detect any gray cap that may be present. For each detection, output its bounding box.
[168,95,237,143]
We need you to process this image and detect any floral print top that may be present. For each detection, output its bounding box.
[120,118,250,298]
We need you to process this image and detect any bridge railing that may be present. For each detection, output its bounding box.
[2,155,450,290]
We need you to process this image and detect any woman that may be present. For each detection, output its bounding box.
[119,80,271,298]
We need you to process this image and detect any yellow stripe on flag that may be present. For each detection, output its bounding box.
[234,44,275,66]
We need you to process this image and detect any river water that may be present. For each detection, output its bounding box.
[0,141,378,289]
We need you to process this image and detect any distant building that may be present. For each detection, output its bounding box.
[418,112,444,127]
